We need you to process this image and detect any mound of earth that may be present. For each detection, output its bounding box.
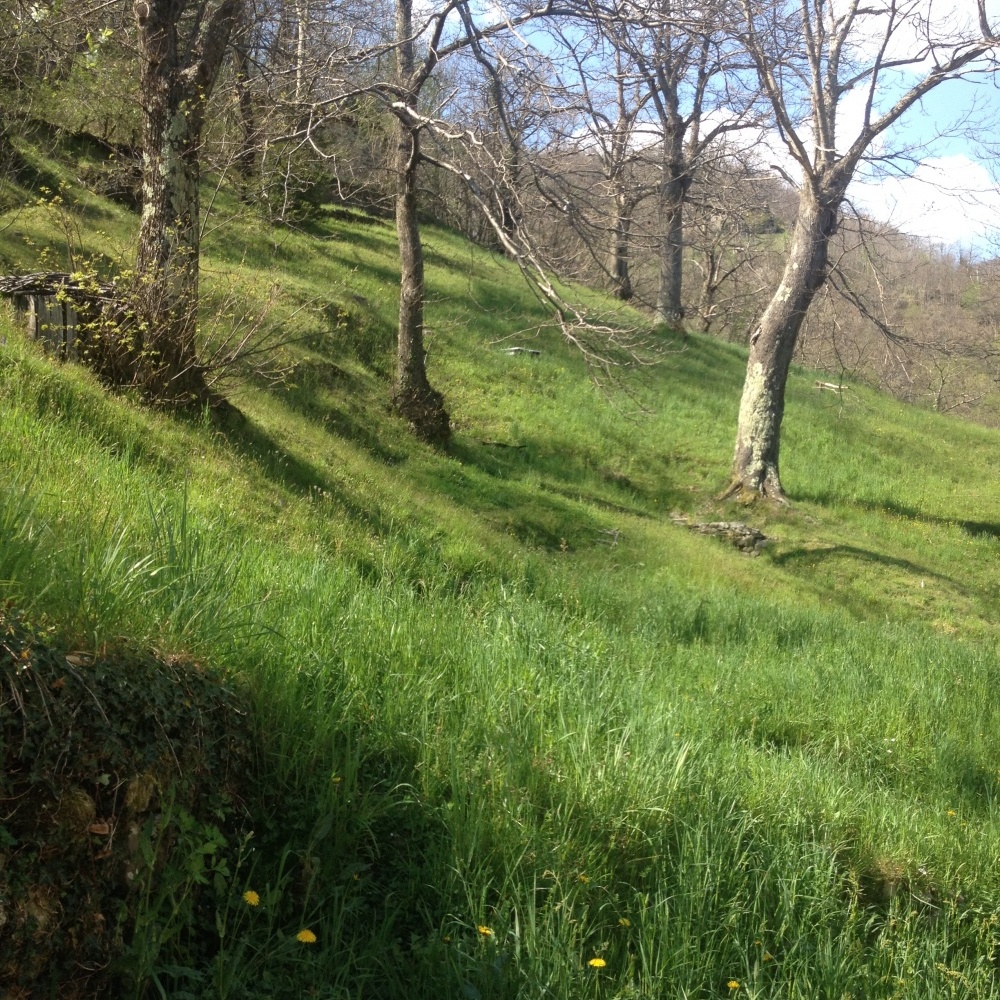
[0,607,254,998]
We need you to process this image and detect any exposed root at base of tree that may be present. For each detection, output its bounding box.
[88,333,238,417]
[392,384,451,448]
[717,476,790,506]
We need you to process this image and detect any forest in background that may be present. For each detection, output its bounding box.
[1,0,999,434]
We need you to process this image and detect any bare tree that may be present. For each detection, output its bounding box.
[722,0,998,501]
[684,155,783,338]
[795,217,1000,415]
[584,0,761,326]
[540,20,655,300]
[277,0,657,443]
[387,0,455,444]
[603,56,649,302]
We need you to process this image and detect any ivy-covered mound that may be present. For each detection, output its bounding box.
[0,607,254,998]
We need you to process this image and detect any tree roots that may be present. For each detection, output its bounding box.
[392,383,451,448]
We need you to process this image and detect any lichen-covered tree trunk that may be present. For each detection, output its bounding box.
[655,161,689,326]
[133,0,240,404]
[134,95,203,397]
[609,187,633,301]
[724,190,842,501]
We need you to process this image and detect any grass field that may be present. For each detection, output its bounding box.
[1,127,1000,998]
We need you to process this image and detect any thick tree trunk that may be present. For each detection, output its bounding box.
[609,187,633,301]
[134,113,204,399]
[133,0,206,402]
[724,190,842,501]
[655,162,689,326]
[132,0,239,405]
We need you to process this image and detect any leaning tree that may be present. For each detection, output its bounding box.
[723,0,997,501]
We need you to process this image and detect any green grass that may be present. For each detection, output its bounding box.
[2,130,1000,998]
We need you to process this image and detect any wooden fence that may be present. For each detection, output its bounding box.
[0,272,116,359]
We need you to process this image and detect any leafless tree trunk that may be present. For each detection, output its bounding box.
[655,149,688,324]
[600,45,650,302]
[133,0,242,404]
[389,0,450,444]
[730,189,842,498]
[723,0,998,501]
[482,66,523,251]
[232,30,259,202]
[609,186,635,300]
[591,3,757,328]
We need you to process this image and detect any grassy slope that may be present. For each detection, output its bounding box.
[2,132,1000,998]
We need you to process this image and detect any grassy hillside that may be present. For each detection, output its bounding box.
[2,130,1000,998]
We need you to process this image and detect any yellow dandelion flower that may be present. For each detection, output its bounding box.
[588,957,606,968]
[763,951,773,962]
[727,980,740,991]
[618,917,631,927]
[296,929,317,943]
[947,809,957,817]
[477,925,494,937]
[242,890,260,907]
[578,874,590,883]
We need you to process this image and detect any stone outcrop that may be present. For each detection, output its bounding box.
[671,513,771,556]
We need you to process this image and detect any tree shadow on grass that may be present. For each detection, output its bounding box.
[403,437,670,552]
[213,410,331,494]
[949,756,1000,811]
[211,410,403,541]
[314,228,399,262]
[797,492,1000,542]
[768,542,983,626]
[769,543,953,583]
[279,379,406,466]
[414,462,611,552]
[295,206,393,239]
[449,436,677,513]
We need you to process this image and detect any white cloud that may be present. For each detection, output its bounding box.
[848,154,1000,248]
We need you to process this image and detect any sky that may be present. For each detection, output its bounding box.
[842,73,1000,255]
[432,0,1000,255]
[747,2,1000,256]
